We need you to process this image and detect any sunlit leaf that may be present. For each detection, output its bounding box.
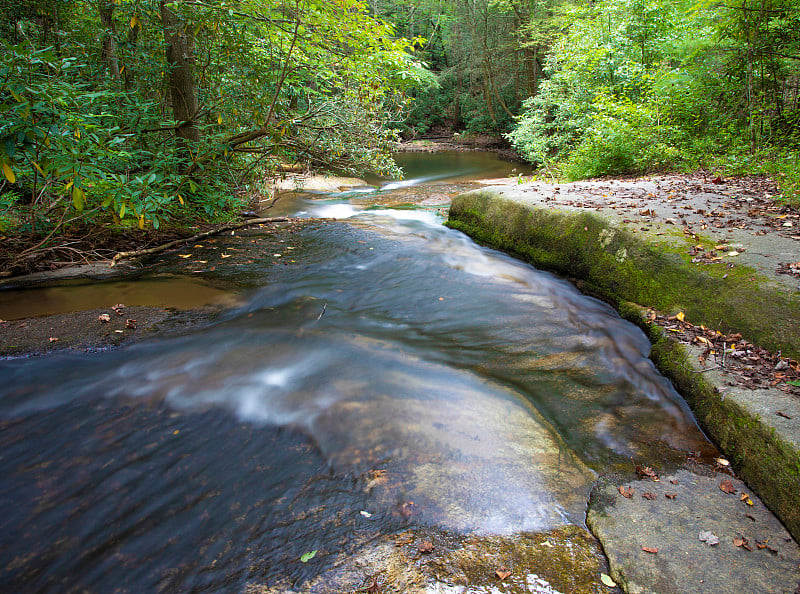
[601,573,616,587]
[300,550,317,563]
[72,186,85,211]
[1,161,15,184]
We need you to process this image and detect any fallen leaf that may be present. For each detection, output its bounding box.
[715,458,730,467]
[221,253,232,258]
[359,510,373,518]
[676,312,685,322]
[777,411,792,419]
[300,550,317,562]
[635,465,659,481]
[699,531,720,546]
[665,493,677,499]
[418,540,434,554]
[495,566,512,580]
[733,536,752,551]
[719,479,736,494]
[178,254,192,258]
[641,546,658,554]
[98,314,111,323]
[125,319,137,329]
[740,493,754,506]
[600,573,617,588]
[49,337,59,343]
[619,486,634,498]
[642,492,657,500]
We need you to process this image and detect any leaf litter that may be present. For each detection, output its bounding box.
[646,309,800,395]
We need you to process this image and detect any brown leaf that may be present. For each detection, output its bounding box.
[641,546,658,554]
[619,486,634,499]
[642,492,657,500]
[98,313,111,323]
[777,411,792,419]
[635,465,660,481]
[719,479,736,494]
[665,493,677,500]
[418,540,434,554]
[125,319,137,329]
[733,536,752,551]
[636,464,660,482]
[495,566,512,580]
[745,514,756,522]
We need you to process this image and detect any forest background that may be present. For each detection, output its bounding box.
[1,0,799,268]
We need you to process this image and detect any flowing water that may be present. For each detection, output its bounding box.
[0,152,715,592]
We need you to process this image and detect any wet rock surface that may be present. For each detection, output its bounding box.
[3,163,799,593]
[588,469,800,594]
[448,175,800,591]
[250,526,610,594]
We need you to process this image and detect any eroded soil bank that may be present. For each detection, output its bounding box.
[447,174,800,592]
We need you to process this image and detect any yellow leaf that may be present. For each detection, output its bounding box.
[72,186,85,211]
[2,161,15,184]
[65,180,74,191]
[120,203,126,218]
[32,160,45,176]
[130,15,140,29]
[178,193,184,205]
[676,312,685,322]
[217,114,222,125]
[138,215,145,229]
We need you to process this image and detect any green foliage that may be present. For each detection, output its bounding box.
[505,0,800,196]
[0,0,430,240]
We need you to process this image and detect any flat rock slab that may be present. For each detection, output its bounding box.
[587,469,800,593]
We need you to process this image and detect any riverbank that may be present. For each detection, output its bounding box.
[397,133,525,163]
[0,219,306,357]
[447,173,800,592]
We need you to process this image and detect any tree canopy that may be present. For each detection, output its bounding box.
[385,0,800,199]
[0,0,431,235]
[2,0,798,246]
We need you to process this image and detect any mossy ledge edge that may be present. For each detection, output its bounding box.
[447,188,800,541]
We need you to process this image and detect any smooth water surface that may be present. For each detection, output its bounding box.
[0,153,713,592]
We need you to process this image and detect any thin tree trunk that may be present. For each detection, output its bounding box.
[98,0,121,80]
[160,0,200,145]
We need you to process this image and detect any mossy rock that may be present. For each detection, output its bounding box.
[447,189,800,359]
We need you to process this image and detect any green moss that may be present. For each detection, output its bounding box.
[447,190,800,359]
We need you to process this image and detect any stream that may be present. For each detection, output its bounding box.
[0,152,717,592]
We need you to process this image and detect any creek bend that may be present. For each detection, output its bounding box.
[0,152,716,592]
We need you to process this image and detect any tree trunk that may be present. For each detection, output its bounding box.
[160,0,200,145]
[98,0,121,80]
